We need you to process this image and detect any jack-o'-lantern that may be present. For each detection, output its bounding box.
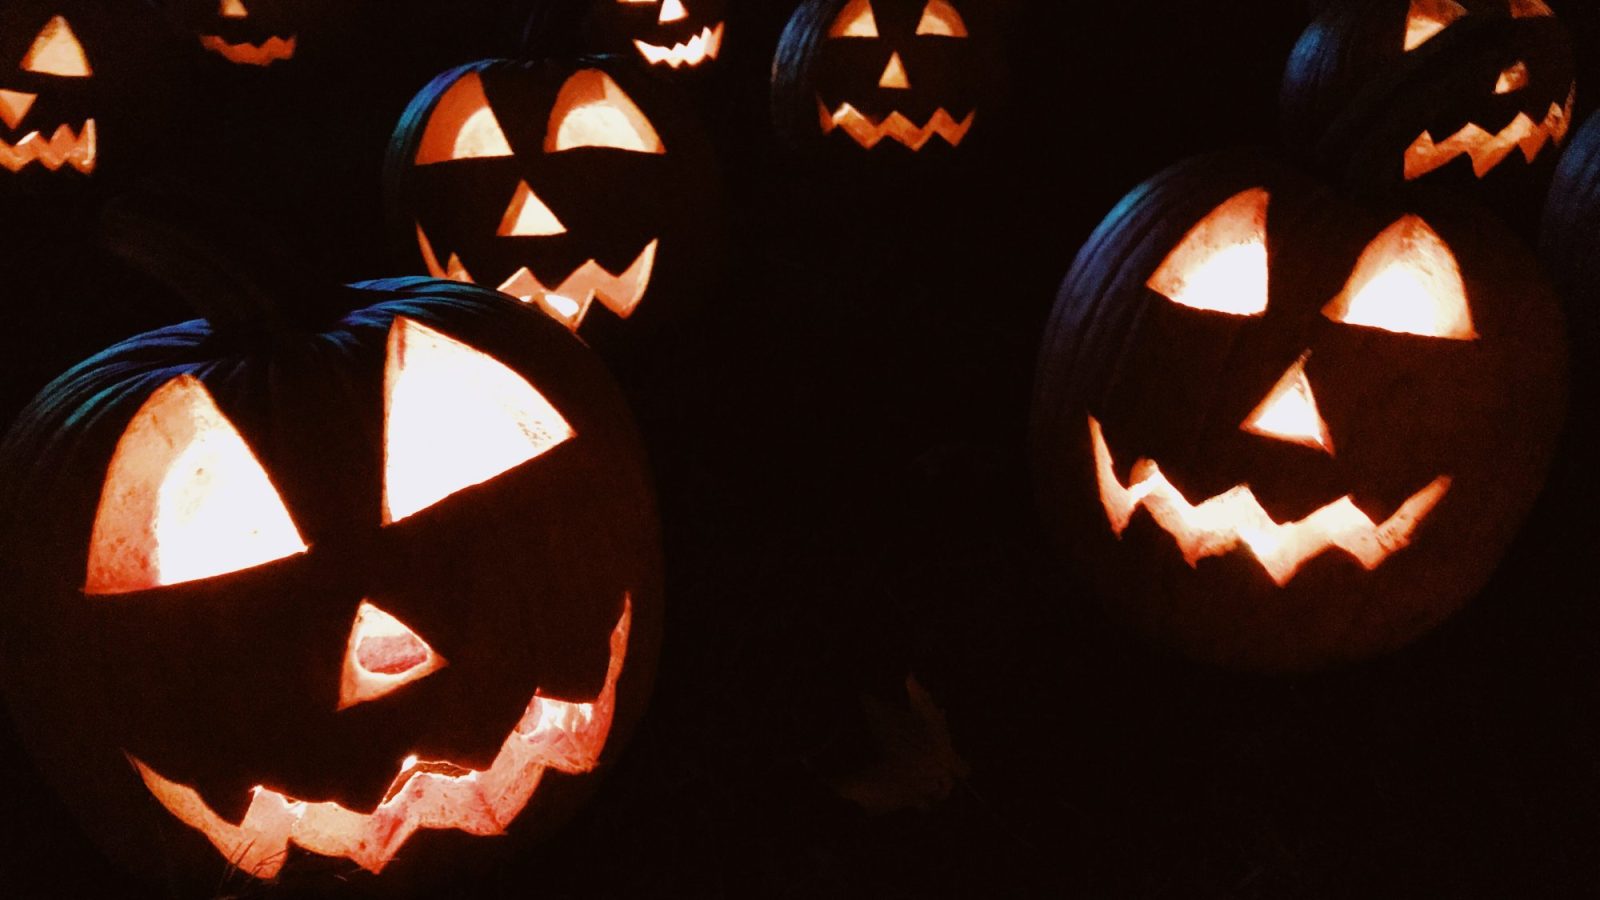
[772,0,998,158]
[1282,0,1576,227]
[0,276,662,888]
[584,0,727,72]
[386,58,721,343]
[165,0,301,66]
[1031,152,1566,671]
[0,1,183,189]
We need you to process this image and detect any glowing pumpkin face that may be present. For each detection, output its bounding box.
[0,280,661,887]
[1282,0,1576,218]
[585,0,728,71]
[774,0,990,154]
[164,0,352,67]
[387,59,721,340]
[1031,153,1567,671]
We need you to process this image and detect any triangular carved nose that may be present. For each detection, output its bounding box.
[879,52,911,89]
[0,90,36,130]
[1241,353,1333,454]
[221,0,248,18]
[338,601,446,710]
[659,0,688,23]
[498,180,567,237]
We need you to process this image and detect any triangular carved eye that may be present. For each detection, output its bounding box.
[917,0,968,37]
[1147,188,1271,317]
[1405,0,1467,52]
[830,0,879,38]
[383,318,575,525]
[415,72,514,165]
[1508,0,1553,18]
[22,16,92,77]
[1322,216,1478,341]
[545,70,665,154]
[86,376,307,596]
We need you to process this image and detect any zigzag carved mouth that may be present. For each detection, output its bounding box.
[0,119,95,174]
[130,599,630,880]
[1090,418,1450,586]
[199,33,297,66]
[635,22,724,69]
[1404,87,1575,180]
[818,99,974,151]
[417,223,658,332]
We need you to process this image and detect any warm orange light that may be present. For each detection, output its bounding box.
[916,0,968,37]
[338,601,447,711]
[1241,353,1333,454]
[830,0,879,38]
[1404,0,1466,52]
[497,181,568,237]
[220,0,249,18]
[196,34,296,66]
[1146,187,1271,316]
[0,90,36,130]
[1404,87,1573,179]
[22,16,91,77]
[878,52,911,89]
[545,70,665,155]
[1323,215,1477,340]
[1509,0,1553,18]
[415,72,514,165]
[818,100,974,150]
[382,318,575,525]
[415,223,474,284]
[497,239,660,329]
[657,0,688,23]
[85,376,307,596]
[1090,417,1449,586]
[132,597,633,879]
[634,22,724,68]
[1495,60,1529,94]
[0,118,95,174]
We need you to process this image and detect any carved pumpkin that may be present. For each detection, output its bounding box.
[386,57,721,343]
[584,0,727,72]
[1031,152,1566,671]
[1281,0,1576,226]
[772,0,997,158]
[0,276,662,887]
[160,0,358,67]
[0,1,182,188]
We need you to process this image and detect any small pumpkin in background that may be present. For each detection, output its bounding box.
[0,0,186,195]
[583,0,728,73]
[0,228,663,889]
[385,56,722,348]
[1032,151,1566,671]
[158,0,372,69]
[772,0,999,162]
[1281,0,1576,231]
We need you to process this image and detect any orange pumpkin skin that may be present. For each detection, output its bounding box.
[0,278,662,890]
[1031,152,1566,671]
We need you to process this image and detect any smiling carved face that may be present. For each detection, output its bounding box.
[586,0,728,71]
[811,0,976,151]
[1032,154,1567,670]
[0,286,661,887]
[389,60,719,338]
[0,9,96,176]
[1283,0,1577,211]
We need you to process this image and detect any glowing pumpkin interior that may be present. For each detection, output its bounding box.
[78,317,636,880]
[1096,187,1487,585]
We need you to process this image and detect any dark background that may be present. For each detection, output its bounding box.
[2,0,1598,896]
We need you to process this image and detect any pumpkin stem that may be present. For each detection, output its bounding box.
[97,190,322,339]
